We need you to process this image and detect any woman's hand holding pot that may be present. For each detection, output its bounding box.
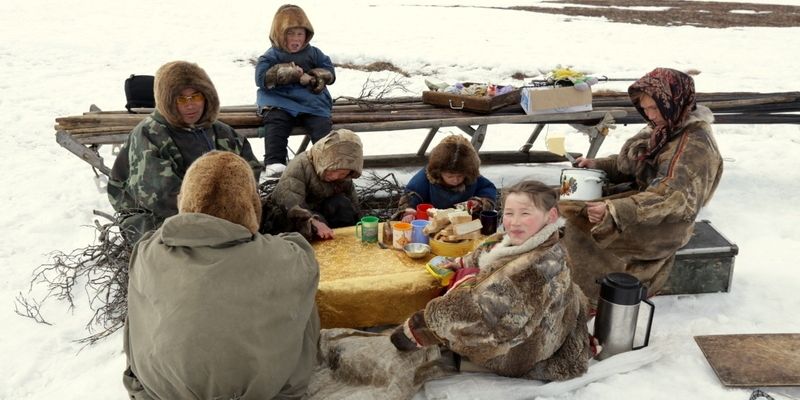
[576,156,596,169]
[586,202,608,224]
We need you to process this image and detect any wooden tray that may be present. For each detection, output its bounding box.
[695,334,800,387]
[422,83,520,113]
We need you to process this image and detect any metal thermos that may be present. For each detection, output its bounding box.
[593,272,655,360]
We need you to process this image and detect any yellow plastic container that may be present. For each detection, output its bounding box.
[425,256,455,287]
[429,237,475,257]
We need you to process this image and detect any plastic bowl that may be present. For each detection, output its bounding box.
[429,237,475,257]
[403,243,431,259]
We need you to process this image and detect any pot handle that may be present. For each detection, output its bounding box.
[583,177,605,183]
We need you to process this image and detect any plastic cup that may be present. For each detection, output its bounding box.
[410,219,430,244]
[355,216,379,243]
[415,203,434,220]
[392,222,412,249]
[480,210,499,236]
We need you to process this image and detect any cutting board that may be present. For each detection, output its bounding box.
[694,334,800,387]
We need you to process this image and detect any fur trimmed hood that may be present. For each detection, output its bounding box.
[684,104,714,126]
[426,135,481,189]
[478,218,565,271]
[154,60,220,129]
[269,4,314,52]
[637,104,715,139]
[178,151,261,234]
[308,129,363,179]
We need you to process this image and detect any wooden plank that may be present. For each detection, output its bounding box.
[608,110,800,125]
[55,131,111,175]
[519,123,545,153]
[695,334,800,387]
[363,150,570,169]
[470,125,488,150]
[69,127,296,145]
[417,127,438,156]
[332,110,627,132]
[55,125,134,135]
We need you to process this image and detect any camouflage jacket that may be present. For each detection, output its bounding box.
[107,111,261,235]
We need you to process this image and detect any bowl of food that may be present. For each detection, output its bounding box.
[428,237,475,257]
[403,243,431,259]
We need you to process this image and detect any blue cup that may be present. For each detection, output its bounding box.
[411,219,430,244]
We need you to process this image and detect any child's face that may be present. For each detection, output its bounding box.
[323,168,350,182]
[441,172,465,187]
[502,193,556,246]
[284,27,307,53]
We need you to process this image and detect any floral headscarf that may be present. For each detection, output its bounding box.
[628,68,697,160]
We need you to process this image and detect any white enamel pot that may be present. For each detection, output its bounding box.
[560,168,607,201]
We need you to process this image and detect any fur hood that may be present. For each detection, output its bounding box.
[178,151,261,234]
[269,4,314,52]
[684,104,714,126]
[426,135,481,190]
[637,104,715,138]
[308,129,363,179]
[478,218,565,271]
[154,60,220,129]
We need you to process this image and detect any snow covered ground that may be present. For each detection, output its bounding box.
[1,1,799,399]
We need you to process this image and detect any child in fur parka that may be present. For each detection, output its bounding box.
[391,180,591,381]
[397,134,497,222]
[255,4,336,177]
[261,129,362,241]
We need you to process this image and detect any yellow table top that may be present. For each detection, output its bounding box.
[312,225,441,329]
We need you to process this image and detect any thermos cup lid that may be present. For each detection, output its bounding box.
[598,272,647,306]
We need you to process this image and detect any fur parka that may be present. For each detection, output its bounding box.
[560,105,723,303]
[154,60,219,129]
[269,4,314,52]
[177,151,262,234]
[398,221,591,381]
[255,4,334,117]
[108,61,261,242]
[264,129,362,237]
[398,134,497,212]
[123,151,320,400]
[426,134,481,188]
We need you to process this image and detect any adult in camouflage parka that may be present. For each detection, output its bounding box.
[107,60,262,242]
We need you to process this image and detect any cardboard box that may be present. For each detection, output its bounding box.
[520,86,592,115]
